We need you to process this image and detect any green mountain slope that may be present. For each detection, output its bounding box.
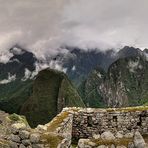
[20,69,85,127]
[0,80,33,113]
[79,56,148,107]
[78,68,106,108]
[102,56,148,107]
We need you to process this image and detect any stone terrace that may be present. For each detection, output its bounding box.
[1,106,148,148]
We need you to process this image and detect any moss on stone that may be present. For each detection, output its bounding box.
[90,138,133,147]
[106,106,148,112]
[41,133,63,148]
[47,111,69,132]
[8,113,28,125]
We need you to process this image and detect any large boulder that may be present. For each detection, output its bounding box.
[101,131,115,141]
[134,131,146,148]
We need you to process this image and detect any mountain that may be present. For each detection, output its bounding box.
[20,69,85,127]
[101,56,148,107]
[0,46,37,113]
[0,68,85,127]
[79,55,148,107]
[54,48,116,86]
[78,67,106,108]
[0,47,85,127]
[54,46,147,86]
[0,45,147,123]
[116,46,144,59]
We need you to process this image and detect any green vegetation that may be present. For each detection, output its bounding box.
[8,113,28,125]
[0,68,84,127]
[79,56,148,107]
[20,69,85,127]
[106,56,148,106]
[40,111,70,148]
[106,106,148,112]
[47,111,69,132]
[0,80,33,113]
[78,68,106,108]
[41,133,63,148]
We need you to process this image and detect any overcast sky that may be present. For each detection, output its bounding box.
[0,0,148,58]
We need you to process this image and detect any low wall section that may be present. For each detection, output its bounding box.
[72,107,148,139]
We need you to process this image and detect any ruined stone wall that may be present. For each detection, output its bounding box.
[72,108,148,139]
[3,106,148,148]
[53,111,73,147]
[8,110,73,148]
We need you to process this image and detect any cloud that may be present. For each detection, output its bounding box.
[0,0,148,58]
[21,61,67,81]
[21,68,32,81]
[0,73,16,84]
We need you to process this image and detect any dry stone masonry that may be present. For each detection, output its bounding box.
[0,106,148,148]
[72,107,148,138]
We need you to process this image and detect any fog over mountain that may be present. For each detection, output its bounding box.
[0,0,148,60]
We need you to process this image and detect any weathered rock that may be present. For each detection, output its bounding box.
[11,123,26,134]
[128,142,134,148]
[124,133,134,138]
[10,134,21,143]
[116,146,126,148]
[19,144,26,148]
[19,130,30,140]
[87,141,96,147]
[115,132,123,139]
[9,141,18,148]
[134,131,146,148]
[77,139,88,148]
[32,144,44,148]
[110,144,115,148]
[26,146,32,148]
[101,131,115,140]
[36,125,47,132]
[97,145,108,148]
[22,139,31,146]
[93,134,101,139]
[30,133,40,143]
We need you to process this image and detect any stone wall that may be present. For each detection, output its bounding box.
[3,106,148,148]
[72,108,148,139]
[8,110,73,148]
[52,110,73,148]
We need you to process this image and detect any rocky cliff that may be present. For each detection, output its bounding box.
[79,56,148,107]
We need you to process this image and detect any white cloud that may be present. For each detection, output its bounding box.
[11,47,25,55]
[0,52,13,63]
[0,0,148,58]
[0,73,16,84]
[27,61,67,80]
[72,66,76,71]
[21,68,32,81]
[128,58,143,73]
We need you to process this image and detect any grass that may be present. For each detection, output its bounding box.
[66,105,148,114]
[89,138,133,147]
[39,110,70,148]
[8,113,28,125]
[41,133,63,148]
[47,111,70,132]
[106,106,148,112]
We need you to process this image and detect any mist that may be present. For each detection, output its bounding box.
[0,0,148,59]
